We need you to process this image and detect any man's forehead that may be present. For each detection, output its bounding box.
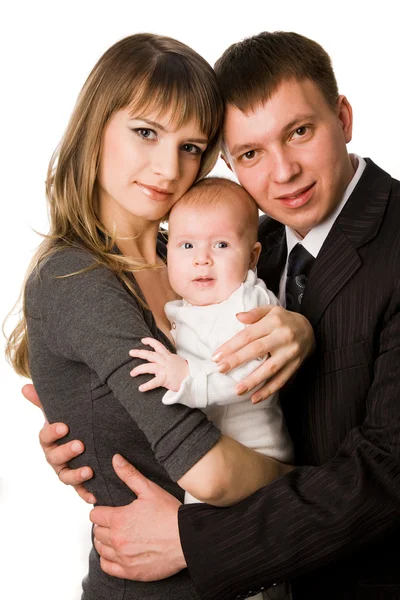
[223,80,326,151]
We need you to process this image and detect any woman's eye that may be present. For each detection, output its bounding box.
[181,143,202,155]
[134,128,157,140]
[180,242,193,249]
[214,241,228,249]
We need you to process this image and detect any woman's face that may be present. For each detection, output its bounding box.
[97,108,208,233]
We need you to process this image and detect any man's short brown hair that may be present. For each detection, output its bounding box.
[214,31,339,113]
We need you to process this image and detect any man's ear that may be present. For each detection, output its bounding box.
[220,151,233,172]
[336,95,353,144]
[249,242,262,271]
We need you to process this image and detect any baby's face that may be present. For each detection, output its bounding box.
[167,202,258,305]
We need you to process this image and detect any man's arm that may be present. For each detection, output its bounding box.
[91,293,400,599]
[178,295,400,599]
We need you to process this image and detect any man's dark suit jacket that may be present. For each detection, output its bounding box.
[178,159,400,600]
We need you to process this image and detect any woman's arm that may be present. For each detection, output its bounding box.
[178,434,292,506]
[27,259,310,503]
[25,381,291,507]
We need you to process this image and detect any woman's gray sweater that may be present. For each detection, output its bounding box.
[25,246,220,599]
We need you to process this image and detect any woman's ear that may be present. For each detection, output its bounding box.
[249,242,262,271]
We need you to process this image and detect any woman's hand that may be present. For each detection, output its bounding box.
[212,306,315,403]
[22,383,96,504]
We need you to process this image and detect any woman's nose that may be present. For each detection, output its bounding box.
[152,148,180,181]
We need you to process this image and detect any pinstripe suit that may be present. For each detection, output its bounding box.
[178,159,400,600]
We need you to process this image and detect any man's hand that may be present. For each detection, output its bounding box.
[212,306,315,403]
[91,454,186,581]
[129,337,189,392]
[22,383,96,504]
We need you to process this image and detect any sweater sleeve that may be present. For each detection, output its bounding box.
[28,249,220,481]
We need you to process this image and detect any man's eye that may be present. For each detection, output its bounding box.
[214,241,228,249]
[294,126,308,137]
[180,242,193,249]
[242,150,255,160]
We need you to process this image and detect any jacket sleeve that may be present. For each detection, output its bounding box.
[177,283,400,599]
[29,249,220,482]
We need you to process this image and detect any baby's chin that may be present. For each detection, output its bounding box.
[182,281,244,306]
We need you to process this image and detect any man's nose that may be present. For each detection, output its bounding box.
[271,148,301,184]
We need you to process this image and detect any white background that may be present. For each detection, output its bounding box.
[1,1,399,598]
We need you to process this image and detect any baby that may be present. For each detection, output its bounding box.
[130,177,293,600]
[130,176,294,495]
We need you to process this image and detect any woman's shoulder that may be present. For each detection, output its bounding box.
[37,246,100,277]
[25,246,115,303]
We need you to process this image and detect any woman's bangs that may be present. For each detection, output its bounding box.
[127,61,219,140]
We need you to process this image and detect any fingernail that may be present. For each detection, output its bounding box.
[212,352,222,362]
[81,468,91,479]
[129,350,134,356]
[114,454,127,467]
[56,424,67,435]
[218,363,228,373]
[236,384,248,395]
[71,441,82,452]
[252,395,261,404]
[88,495,96,504]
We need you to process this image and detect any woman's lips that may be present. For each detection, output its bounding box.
[277,182,316,208]
[136,182,173,202]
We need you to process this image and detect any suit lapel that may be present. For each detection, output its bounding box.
[257,159,393,328]
[301,159,392,328]
[257,216,286,296]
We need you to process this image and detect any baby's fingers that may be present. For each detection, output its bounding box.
[129,348,160,364]
[138,376,163,392]
[130,363,159,377]
[141,338,169,355]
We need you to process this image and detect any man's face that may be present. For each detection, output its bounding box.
[223,79,354,237]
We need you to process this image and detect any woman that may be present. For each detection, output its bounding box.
[7,33,313,599]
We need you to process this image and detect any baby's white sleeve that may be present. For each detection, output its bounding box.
[163,277,277,409]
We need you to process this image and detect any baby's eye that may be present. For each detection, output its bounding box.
[179,242,193,249]
[214,241,228,249]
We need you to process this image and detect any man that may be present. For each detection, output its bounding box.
[31,32,400,599]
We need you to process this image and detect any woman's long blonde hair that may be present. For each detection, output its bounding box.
[5,33,224,378]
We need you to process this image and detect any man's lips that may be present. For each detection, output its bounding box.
[277,183,316,208]
[136,182,173,202]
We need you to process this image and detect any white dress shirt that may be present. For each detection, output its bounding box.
[279,154,367,305]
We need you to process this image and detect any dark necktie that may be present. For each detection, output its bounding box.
[285,243,314,312]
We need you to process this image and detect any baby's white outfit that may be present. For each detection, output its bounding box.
[163,271,293,599]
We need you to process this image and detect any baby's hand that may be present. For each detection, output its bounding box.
[129,338,189,392]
